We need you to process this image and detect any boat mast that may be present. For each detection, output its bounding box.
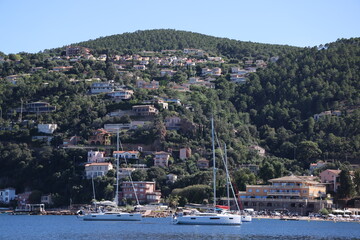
[225,143,230,210]
[211,117,216,212]
[115,130,120,206]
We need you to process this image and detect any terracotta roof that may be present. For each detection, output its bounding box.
[269,175,320,184]
[85,162,112,167]
[113,151,139,154]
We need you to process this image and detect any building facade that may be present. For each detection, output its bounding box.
[239,175,332,215]
[119,181,161,204]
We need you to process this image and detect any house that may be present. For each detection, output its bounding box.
[239,164,260,174]
[119,181,161,204]
[230,74,246,83]
[85,162,113,179]
[160,69,177,77]
[133,65,146,71]
[201,67,221,76]
[309,161,328,173]
[319,169,341,192]
[119,168,136,179]
[52,66,73,72]
[153,152,171,167]
[136,79,159,89]
[183,48,205,56]
[132,105,159,116]
[104,121,150,132]
[14,102,56,114]
[179,147,191,160]
[0,188,16,204]
[165,116,181,130]
[37,124,58,134]
[238,175,332,215]
[90,81,116,94]
[66,46,90,56]
[107,89,134,100]
[88,129,111,145]
[113,150,140,160]
[197,158,209,169]
[161,98,182,105]
[313,110,341,121]
[167,174,178,183]
[87,150,106,163]
[249,145,265,157]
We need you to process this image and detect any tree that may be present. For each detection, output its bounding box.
[353,168,360,196]
[296,141,322,167]
[337,170,355,199]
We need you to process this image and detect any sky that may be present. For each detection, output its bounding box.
[1,0,359,54]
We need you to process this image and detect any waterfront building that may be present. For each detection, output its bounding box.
[0,188,16,204]
[239,175,333,215]
[119,181,161,204]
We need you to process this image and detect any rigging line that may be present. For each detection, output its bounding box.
[118,132,140,206]
[214,131,241,212]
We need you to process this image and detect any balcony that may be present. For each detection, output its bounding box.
[267,192,300,197]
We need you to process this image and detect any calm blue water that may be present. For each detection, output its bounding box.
[0,215,359,240]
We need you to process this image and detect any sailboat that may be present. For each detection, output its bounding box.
[172,117,241,225]
[79,131,142,221]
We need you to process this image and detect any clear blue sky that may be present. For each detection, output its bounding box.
[1,0,359,54]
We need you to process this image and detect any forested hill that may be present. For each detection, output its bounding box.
[231,37,360,164]
[0,30,360,206]
[74,29,299,59]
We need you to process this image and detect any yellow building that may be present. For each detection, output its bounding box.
[239,175,333,215]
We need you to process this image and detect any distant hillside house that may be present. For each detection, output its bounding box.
[87,150,106,163]
[119,168,136,179]
[113,150,140,160]
[38,124,58,134]
[136,79,159,89]
[52,66,73,72]
[90,81,117,94]
[313,110,341,121]
[107,89,134,100]
[14,102,56,114]
[153,152,171,167]
[197,158,209,169]
[85,162,113,179]
[165,116,181,130]
[179,147,191,160]
[160,69,177,77]
[132,105,159,116]
[66,46,90,56]
[88,129,111,145]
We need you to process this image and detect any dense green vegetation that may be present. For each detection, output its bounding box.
[0,30,359,207]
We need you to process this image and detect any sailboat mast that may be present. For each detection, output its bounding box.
[115,130,120,206]
[225,143,230,210]
[211,117,216,212]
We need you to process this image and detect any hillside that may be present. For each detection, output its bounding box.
[74,29,299,59]
[0,30,359,207]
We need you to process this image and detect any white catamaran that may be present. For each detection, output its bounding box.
[172,117,242,225]
[78,131,142,221]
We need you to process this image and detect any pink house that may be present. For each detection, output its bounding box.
[319,169,341,192]
[153,152,171,167]
[87,150,106,163]
[119,181,161,204]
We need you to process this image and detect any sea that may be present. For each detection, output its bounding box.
[0,215,359,240]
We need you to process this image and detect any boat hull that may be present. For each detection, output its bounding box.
[80,213,142,221]
[172,214,241,225]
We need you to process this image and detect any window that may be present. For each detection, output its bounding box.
[248,189,253,192]
[264,189,268,193]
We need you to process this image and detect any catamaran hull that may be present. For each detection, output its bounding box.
[80,213,142,221]
[172,215,241,225]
